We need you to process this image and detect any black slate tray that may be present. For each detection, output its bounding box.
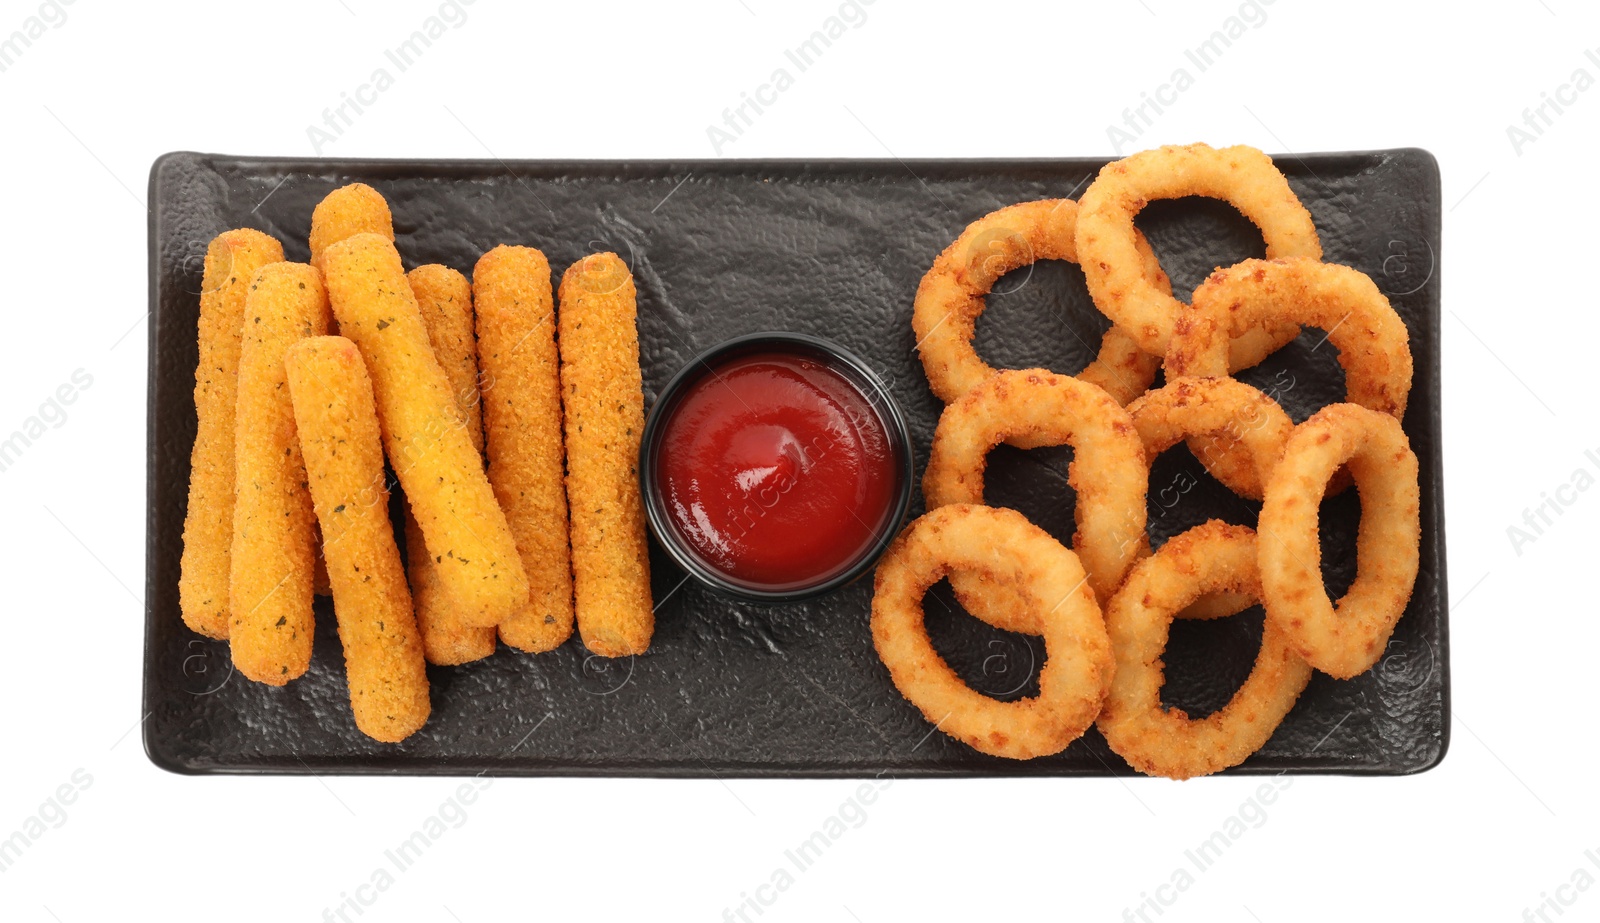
[144,150,1447,777]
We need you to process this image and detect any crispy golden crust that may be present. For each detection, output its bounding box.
[179,228,284,640]
[1096,521,1313,780]
[405,264,496,664]
[472,245,575,653]
[558,253,654,658]
[313,536,331,597]
[923,369,1148,608]
[408,265,484,453]
[1077,326,1162,409]
[228,263,329,685]
[911,199,1164,425]
[403,513,494,664]
[324,233,530,629]
[1128,376,1294,501]
[286,336,431,742]
[1259,404,1420,678]
[309,183,394,273]
[1169,257,1412,497]
[1169,257,1414,418]
[1175,592,1257,621]
[1076,143,1317,366]
[1126,376,1292,620]
[871,505,1113,760]
[952,571,1256,626]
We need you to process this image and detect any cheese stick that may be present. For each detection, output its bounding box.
[229,262,329,684]
[558,253,654,657]
[309,182,394,273]
[179,228,284,639]
[287,336,431,742]
[406,264,496,664]
[473,246,575,653]
[322,233,529,628]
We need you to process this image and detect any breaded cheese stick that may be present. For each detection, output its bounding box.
[558,253,654,657]
[406,264,495,665]
[308,182,394,594]
[408,265,485,452]
[229,263,330,684]
[179,228,284,639]
[473,246,574,653]
[323,233,529,628]
[286,336,431,743]
[309,182,394,273]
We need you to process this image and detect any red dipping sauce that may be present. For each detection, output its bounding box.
[653,349,903,592]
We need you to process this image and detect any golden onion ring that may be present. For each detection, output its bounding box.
[1168,257,1413,497]
[1130,375,1295,503]
[923,369,1148,607]
[1097,520,1313,780]
[1169,257,1413,417]
[1076,143,1319,366]
[913,198,1163,419]
[870,504,1113,760]
[1258,404,1421,679]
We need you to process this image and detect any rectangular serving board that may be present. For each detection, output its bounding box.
[144,150,1446,777]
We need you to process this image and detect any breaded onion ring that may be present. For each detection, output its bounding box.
[1097,521,1313,780]
[1259,404,1420,679]
[1128,376,1294,502]
[1175,592,1257,622]
[1168,257,1413,417]
[1076,143,1319,367]
[1125,376,1293,620]
[870,504,1113,760]
[1078,324,1162,410]
[923,369,1148,606]
[950,372,1277,628]
[1169,257,1413,497]
[912,199,1163,421]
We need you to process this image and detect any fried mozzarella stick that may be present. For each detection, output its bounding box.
[179,229,285,639]
[229,263,330,684]
[409,265,485,450]
[473,246,574,653]
[559,253,654,657]
[323,233,529,628]
[287,336,431,742]
[309,182,394,273]
[405,264,495,665]
[309,182,395,595]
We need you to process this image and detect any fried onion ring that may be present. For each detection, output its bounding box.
[1097,521,1313,780]
[959,376,1286,632]
[1258,404,1420,679]
[1078,324,1163,410]
[870,504,1113,760]
[959,565,1256,629]
[1129,376,1294,501]
[923,369,1148,607]
[1077,143,1320,367]
[1168,257,1413,497]
[1168,257,1413,418]
[1175,592,1257,621]
[1122,376,1293,618]
[913,198,1163,417]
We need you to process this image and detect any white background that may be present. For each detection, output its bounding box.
[0,0,1592,920]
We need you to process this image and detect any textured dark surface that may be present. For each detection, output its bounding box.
[145,151,1447,777]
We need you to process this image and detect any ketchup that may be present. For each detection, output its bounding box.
[654,350,900,590]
